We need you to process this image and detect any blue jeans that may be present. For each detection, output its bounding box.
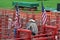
[14,28,17,38]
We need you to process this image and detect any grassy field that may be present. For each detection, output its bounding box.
[0,0,60,10]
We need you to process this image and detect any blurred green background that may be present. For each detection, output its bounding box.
[0,0,60,10]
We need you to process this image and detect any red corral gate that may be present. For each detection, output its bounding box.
[0,9,60,40]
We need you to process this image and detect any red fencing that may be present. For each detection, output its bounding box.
[16,29,31,40]
[0,9,60,40]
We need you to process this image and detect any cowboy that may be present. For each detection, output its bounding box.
[26,19,38,35]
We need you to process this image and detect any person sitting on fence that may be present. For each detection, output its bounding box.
[26,18,38,35]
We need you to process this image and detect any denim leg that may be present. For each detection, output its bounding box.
[14,28,17,38]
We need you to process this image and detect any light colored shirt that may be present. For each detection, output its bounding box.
[26,22,38,34]
[8,21,12,29]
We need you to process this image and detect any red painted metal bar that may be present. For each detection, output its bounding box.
[16,29,32,40]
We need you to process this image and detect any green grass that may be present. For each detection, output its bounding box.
[0,0,60,10]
